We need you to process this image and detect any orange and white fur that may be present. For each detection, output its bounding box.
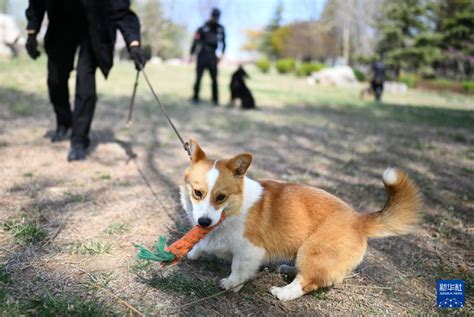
[180,139,422,301]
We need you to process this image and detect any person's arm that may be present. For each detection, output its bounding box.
[25,0,46,34]
[25,0,45,59]
[220,27,226,56]
[109,0,144,69]
[109,0,141,47]
[190,28,202,55]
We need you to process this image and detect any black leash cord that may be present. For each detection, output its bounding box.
[126,70,140,127]
[131,64,191,159]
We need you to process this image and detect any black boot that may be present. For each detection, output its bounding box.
[51,125,70,142]
[191,97,200,105]
[67,143,88,162]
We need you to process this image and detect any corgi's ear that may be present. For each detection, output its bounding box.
[226,153,252,177]
[189,138,206,163]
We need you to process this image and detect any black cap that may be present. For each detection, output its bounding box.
[211,8,221,18]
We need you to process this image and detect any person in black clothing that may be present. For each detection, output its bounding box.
[25,0,146,161]
[371,60,386,102]
[190,8,226,105]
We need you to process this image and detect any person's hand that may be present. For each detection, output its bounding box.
[25,33,40,60]
[129,45,145,70]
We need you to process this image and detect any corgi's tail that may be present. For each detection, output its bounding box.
[361,168,422,238]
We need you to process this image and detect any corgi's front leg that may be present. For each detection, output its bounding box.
[187,239,207,260]
[219,246,265,292]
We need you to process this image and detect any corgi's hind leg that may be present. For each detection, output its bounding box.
[270,228,367,301]
[270,274,306,301]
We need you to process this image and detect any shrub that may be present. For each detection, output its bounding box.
[417,79,463,93]
[398,73,420,88]
[419,66,436,79]
[463,80,474,94]
[353,69,366,82]
[275,58,296,74]
[295,63,325,77]
[255,58,271,73]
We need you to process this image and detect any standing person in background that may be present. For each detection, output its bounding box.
[371,60,386,102]
[190,8,226,106]
[25,0,146,161]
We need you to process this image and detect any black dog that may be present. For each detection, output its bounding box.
[229,66,256,109]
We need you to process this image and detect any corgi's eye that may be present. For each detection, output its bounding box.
[216,194,226,202]
[194,189,203,198]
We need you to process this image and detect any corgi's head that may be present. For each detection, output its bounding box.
[180,139,252,227]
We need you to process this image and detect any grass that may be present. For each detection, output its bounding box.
[312,289,329,300]
[3,219,48,244]
[415,142,437,150]
[0,266,11,305]
[147,271,220,297]
[0,266,109,316]
[10,98,33,116]
[104,223,131,235]
[129,260,152,275]
[7,292,110,316]
[87,272,114,288]
[31,293,107,316]
[71,240,113,256]
[0,266,11,285]
[64,191,89,204]
[96,171,112,181]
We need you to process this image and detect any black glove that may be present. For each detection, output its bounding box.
[25,34,40,60]
[129,46,145,70]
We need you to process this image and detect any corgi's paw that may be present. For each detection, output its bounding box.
[269,284,304,301]
[219,277,243,292]
[270,286,291,301]
[187,247,202,260]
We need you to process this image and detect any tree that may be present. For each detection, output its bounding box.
[376,0,442,78]
[436,0,474,79]
[138,0,186,59]
[259,2,284,59]
[0,0,8,14]
[320,0,384,65]
[241,30,264,52]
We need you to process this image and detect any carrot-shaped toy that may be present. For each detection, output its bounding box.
[135,213,226,265]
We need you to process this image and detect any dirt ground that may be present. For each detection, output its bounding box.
[1,58,473,315]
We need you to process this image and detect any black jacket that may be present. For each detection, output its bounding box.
[190,21,225,56]
[26,0,141,77]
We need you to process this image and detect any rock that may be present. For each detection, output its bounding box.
[385,81,408,93]
[0,13,21,57]
[150,56,162,64]
[165,58,183,65]
[309,66,357,86]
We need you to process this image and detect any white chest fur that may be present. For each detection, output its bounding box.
[181,176,264,259]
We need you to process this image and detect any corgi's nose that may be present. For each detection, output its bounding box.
[198,217,212,227]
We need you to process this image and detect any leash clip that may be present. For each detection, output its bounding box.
[183,142,192,158]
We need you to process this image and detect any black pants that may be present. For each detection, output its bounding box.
[371,80,384,101]
[47,33,98,146]
[193,52,218,103]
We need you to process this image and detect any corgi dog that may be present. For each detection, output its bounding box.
[180,139,422,301]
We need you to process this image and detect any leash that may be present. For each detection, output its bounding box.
[127,64,192,159]
[126,70,140,127]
